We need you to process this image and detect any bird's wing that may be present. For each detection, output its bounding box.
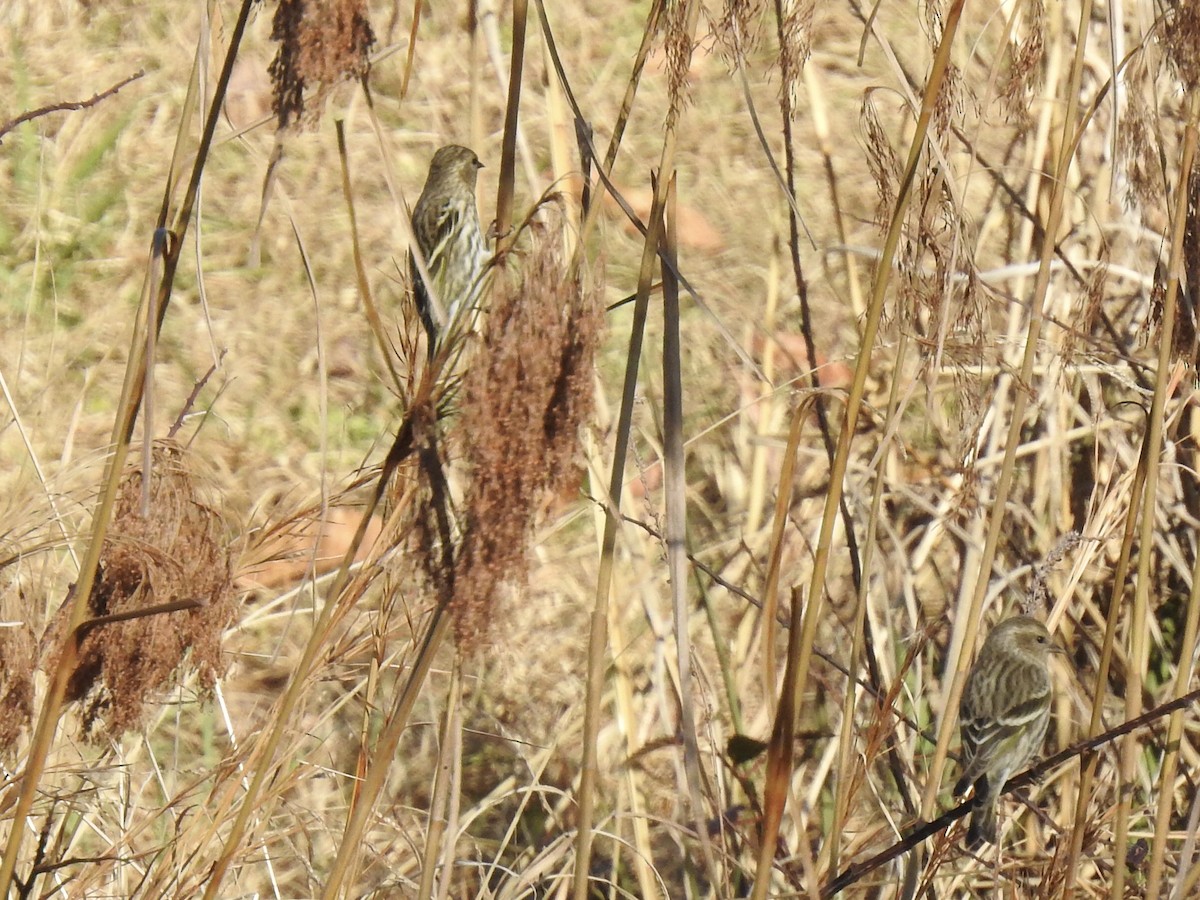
[961,690,1046,751]
[424,200,466,269]
[957,665,1050,784]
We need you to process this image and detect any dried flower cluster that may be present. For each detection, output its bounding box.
[0,619,35,752]
[43,444,235,739]
[451,218,601,649]
[269,0,375,129]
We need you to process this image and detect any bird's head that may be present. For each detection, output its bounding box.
[989,615,1068,660]
[428,144,484,189]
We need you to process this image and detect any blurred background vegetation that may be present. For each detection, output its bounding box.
[1,0,1199,897]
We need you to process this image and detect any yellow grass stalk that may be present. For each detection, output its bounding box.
[1059,416,1149,892]
[826,331,911,880]
[418,662,462,900]
[335,121,402,392]
[1111,89,1200,899]
[401,0,422,101]
[609,594,663,899]
[541,31,577,259]
[920,0,1093,819]
[751,0,968,894]
[760,393,809,711]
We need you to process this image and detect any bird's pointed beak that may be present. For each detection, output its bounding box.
[1051,644,1069,656]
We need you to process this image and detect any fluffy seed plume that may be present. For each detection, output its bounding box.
[42,444,236,739]
[269,0,375,129]
[451,212,602,650]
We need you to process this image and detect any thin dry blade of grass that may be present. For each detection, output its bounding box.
[660,171,720,889]
[753,2,968,895]
[493,0,527,249]
[336,119,402,392]
[573,169,665,900]
[1112,88,1200,898]
[923,0,1094,819]
[1147,512,1200,897]
[418,660,461,900]
[826,329,911,880]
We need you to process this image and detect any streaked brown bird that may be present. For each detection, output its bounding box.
[409,144,487,359]
[953,615,1066,848]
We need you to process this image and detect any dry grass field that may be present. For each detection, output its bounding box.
[1,0,1199,897]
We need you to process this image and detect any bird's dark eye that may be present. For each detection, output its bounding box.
[1037,636,1047,643]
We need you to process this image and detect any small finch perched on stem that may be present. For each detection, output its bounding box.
[953,615,1066,848]
[410,144,487,360]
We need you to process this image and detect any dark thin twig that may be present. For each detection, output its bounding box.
[169,352,226,439]
[770,0,904,820]
[74,599,204,643]
[0,70,144,143]
[821,686,1200,897]
[493,0,528,246]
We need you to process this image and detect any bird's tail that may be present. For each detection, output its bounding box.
[967,793,999,848]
